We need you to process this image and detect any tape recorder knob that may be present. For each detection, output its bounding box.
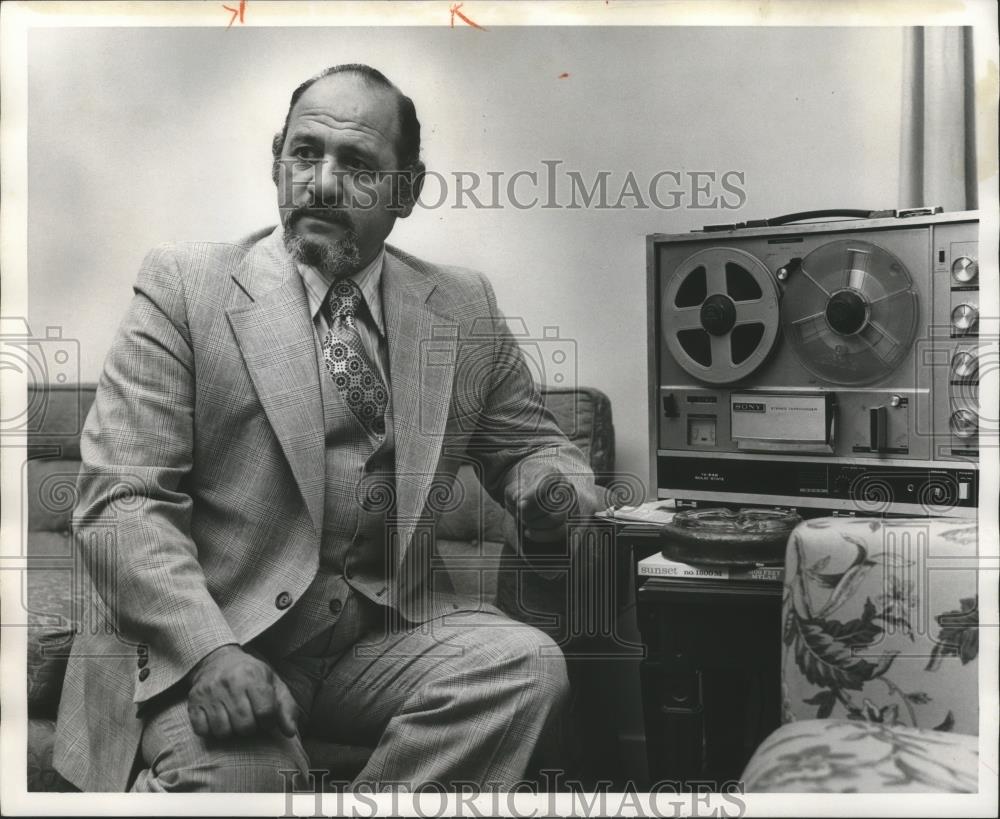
[951,303,979,334]
[951,256,978,284]
[952,350,979,379]
[950,409,978,439]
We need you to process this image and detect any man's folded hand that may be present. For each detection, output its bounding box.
[506,467,580,543]
[186,644,299,741]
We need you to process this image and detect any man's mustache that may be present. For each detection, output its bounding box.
[285,206,355,231]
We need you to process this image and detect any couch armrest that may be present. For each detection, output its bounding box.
[781,517,979,735]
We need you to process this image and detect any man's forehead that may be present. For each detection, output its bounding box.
[289,73,401,143]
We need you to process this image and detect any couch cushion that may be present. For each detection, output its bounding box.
[25,385,96,461]
[28,628,75,718]
[742,719,978,792]
[27,719,79,792]
[540,388,614,481]
[27,459,82,539]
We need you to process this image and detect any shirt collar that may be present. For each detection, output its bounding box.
[296,246,386,338]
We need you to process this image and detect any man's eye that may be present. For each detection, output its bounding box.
[291,146,321,160]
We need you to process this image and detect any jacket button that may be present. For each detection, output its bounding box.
[137,656,148,669]
[275,591,293,610]
[329,598,343,615]
[136,645,148,657]
[138,667,150,682]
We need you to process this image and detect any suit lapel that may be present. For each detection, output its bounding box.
[382,249,456,558]
[226,229,326,532]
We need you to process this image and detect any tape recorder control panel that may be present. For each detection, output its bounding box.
[647,210,979,517]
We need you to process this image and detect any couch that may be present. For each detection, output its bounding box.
[741,516,981,792]
[24,383,626,791]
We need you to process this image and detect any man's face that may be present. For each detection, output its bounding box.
[276,73,408,278]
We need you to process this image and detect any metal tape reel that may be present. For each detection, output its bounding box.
[661,247,781,384]
[780,239,918,386]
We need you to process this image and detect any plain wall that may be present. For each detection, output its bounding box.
[28,25,904,489]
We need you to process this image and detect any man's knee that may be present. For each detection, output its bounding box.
[135,740,306,792]
[520,627,571,712]
[135,697,308,792]
[472,621,571,714]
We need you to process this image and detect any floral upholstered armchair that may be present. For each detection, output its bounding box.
[741,516,981,793]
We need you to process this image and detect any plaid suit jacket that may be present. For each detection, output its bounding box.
[53,226,597,791]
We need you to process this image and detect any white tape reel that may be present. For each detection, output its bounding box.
[781,239,918,386]
[661,247,781,384]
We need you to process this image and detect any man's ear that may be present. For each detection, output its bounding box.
[270,132,285,186]
[395,160,426,218]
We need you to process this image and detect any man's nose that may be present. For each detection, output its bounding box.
[310,160,349,208]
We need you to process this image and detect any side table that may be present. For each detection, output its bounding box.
[621,527,783,788]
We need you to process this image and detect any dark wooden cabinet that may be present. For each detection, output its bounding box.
[622,529,783,787]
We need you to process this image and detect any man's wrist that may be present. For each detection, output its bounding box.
[188,642,242,681]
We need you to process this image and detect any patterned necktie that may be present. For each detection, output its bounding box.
[321,279,388,437]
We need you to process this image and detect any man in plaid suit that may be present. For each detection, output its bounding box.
[54,64,599,792]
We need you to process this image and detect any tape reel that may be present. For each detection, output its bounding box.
[661,247,781,384]
[781,239,918,386]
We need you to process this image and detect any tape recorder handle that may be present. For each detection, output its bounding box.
[703,209,893,232]
[761,209,888,226]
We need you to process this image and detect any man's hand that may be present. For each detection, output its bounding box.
[506,466,580,543]
[186,644,299,741]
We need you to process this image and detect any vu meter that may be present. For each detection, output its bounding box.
[687,416,718,446]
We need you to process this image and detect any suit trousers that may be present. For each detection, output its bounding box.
[130,592,570,792]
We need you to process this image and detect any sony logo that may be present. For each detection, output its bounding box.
[733,401,766,412]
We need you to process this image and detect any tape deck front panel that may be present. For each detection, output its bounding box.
[648,210,979,517]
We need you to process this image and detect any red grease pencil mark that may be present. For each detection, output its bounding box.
[450,3,486,30]
[223,0,246,27]
[558,72,570,79]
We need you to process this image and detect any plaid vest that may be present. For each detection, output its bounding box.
[252,346,395,659]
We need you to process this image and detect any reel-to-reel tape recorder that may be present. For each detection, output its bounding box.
[647,209,980,517]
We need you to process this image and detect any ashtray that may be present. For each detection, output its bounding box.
[659,507,802,567]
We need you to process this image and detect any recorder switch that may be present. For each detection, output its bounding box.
[869,406,888,452]
[662,393,679,418]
